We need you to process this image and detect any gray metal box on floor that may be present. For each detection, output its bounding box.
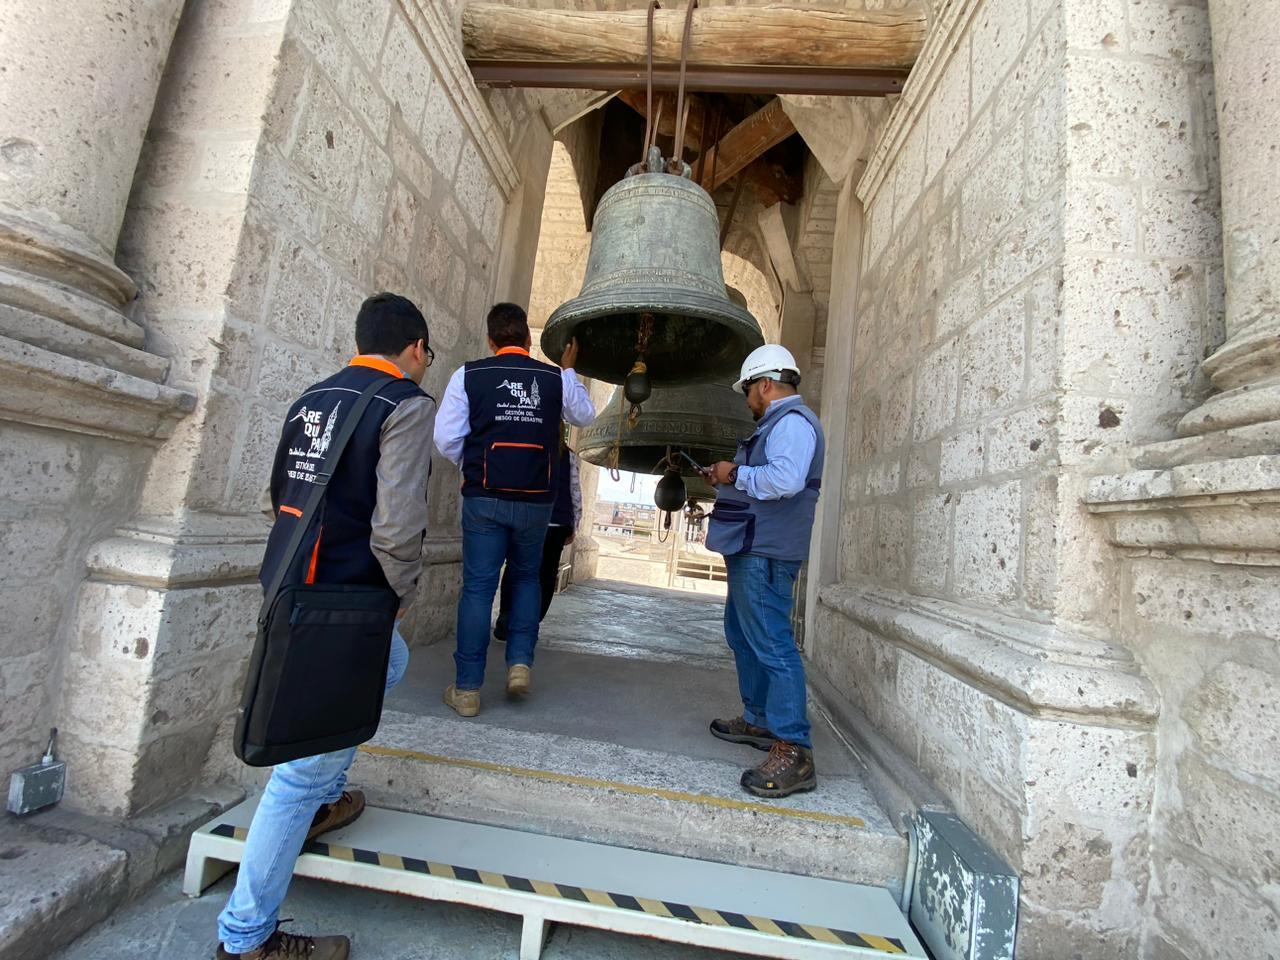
[909,810,1018,960]
[7,758,67,815]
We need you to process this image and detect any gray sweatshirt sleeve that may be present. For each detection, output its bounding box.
[371,394,436,607]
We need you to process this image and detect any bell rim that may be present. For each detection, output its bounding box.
[541,292,764,385]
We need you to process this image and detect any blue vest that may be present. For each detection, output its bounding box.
[706,397,825,562]
[461,351,564,503]
[261,360,430,592]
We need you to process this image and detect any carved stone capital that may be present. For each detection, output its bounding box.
[0,335,194,444]
[1085,454,1280,566]
[818,582,1159,726]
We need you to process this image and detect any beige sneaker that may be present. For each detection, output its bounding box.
[506,664,531,697]
[444,683,480,717]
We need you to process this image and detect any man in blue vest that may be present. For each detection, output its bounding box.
[702,344,825,798]
[434,303,595,716]
[217,293,436,960]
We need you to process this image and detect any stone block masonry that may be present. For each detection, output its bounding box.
[808,0,1229,952]
[0,0,542,820]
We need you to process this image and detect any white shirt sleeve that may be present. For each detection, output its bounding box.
[432,366,469,465]
[560,368,596,426]
[735,412,817,501]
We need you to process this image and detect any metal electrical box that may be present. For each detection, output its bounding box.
[909,810,1018,960]
[7,729,66,816]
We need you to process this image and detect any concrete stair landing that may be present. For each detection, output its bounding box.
[351,582,908,897]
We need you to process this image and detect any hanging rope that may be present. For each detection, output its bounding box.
[669,0,699,173]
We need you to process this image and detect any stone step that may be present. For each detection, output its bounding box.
[349,709,909,899]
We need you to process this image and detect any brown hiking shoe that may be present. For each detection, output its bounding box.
[306,790,365,844]
[741,741,817,798]
[216,927,350,959]
[710,715,777,751]
[444,683,480,717]
[506,663,531,698]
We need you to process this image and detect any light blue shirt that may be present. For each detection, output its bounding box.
[433,360,596,465]
[734,395,817,501]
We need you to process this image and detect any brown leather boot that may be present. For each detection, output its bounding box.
[216,928,350,959]
[306,790,365,844]
[710,715,777,751]
[741,741,817,798]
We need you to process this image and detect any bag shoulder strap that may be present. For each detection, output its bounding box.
[259,375,396,621]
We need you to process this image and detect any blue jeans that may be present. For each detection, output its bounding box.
[455,496,554,689]
[723,553,811,748]
[217,627,409,953]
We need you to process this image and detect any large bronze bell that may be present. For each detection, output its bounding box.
[540,147,764,387]
[577,381,754,502]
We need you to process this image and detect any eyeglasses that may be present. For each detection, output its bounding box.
[741,373,782,397]
[422,341,435,367]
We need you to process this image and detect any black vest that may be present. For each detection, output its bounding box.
[261,361,429,592]
[461,351,564,503]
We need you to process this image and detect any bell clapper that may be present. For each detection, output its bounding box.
[623,313,655,423]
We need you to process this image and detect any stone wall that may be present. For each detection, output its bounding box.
[37,0,546,817]
[806,0,1226,953]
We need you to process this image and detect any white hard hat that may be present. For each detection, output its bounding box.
[732,343,801,393]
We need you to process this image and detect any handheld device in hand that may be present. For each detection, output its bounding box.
[676,450,705,473]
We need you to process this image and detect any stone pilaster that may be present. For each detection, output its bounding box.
[0,0,194,437]
[1178,0,1280,439]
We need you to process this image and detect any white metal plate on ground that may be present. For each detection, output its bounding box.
[186,800,926,960]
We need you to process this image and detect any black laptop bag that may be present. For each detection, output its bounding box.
[234,377,401,767]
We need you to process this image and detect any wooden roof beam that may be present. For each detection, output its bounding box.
[614,91,801,206]
[699,98,796,193]
[462,3,927,72]
[615,89,708,153]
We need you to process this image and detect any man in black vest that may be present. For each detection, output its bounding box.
[493,429,582,641]
[434,303,595,716]
[216,293,436,960]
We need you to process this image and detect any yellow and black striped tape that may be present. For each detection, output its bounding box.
[210,823,906,953]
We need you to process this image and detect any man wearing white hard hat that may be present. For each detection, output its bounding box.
[701,343,825,798]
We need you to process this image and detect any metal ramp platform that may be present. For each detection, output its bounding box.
[185,799,927,960]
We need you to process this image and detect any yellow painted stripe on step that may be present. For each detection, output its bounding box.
[583,888,617,907]
[635,897,675,918]
[530,879,563,898]
[428,861,456,880]
[379,853,406,871]
[326,845,356,862]
[800,923,844,944]
[691,906,730,926]
[358,745,866,829]
[859,934,906,954]
[746,916,788,937]
[478,870,509,889]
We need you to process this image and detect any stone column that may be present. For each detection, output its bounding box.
[1179,0,1280,436]
[0,0,184,383]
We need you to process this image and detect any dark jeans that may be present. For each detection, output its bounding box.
[723,553,811,748]
[455,497,554,689]
[494,525,572,640]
